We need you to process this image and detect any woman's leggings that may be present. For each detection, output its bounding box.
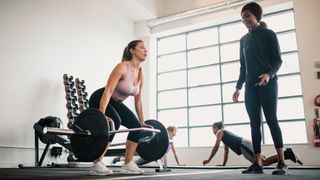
[88,88,142,143]
[244,79,283,154]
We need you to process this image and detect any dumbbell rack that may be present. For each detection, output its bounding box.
[62,74,126,163]
[30,74,127,168]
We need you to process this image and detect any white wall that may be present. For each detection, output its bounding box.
[0,0,137,167]
[145,0,320,166]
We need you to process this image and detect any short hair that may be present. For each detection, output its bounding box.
[212,121,224,129]
[241,2,263,22]
[167,126,177,133]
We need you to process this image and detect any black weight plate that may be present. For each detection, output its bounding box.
[136,120,169,162]
[70,108,109,162]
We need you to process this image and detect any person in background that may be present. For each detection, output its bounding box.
[165,126,185,166]
[202,122,303,167]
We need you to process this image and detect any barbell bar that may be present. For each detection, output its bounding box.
[43,126,161,136]
[39,108,169,163]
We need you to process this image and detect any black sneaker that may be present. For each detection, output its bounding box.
[285,147,303,165]
[272,162,288,175]
[242,162,263,174]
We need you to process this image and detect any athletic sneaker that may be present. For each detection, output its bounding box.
[272,162,288,175]
[285,147,303,165]
[242,162,264,174]
[121,161,145,174]
[90,161,113,176]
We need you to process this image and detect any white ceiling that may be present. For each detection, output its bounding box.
[101,0,158,22]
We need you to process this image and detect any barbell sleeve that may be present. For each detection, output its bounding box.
[110,127,160,134]
[43,127,91,136]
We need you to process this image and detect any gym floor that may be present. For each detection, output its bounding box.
[1,166,319,180]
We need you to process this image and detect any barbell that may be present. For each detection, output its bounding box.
[41,108,169,162]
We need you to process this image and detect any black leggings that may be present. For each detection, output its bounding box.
[244,79,283,154]
[89,88,142,143]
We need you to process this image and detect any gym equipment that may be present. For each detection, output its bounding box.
[39,108,169,162]
[136,119,169,162]
[31,74,169,168]
[314,94,320,107]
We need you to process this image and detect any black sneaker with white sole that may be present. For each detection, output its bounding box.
[272,162,288,175]
[285,147,303,165]
[242,162,263,174]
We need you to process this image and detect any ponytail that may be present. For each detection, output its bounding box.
[121,40,143,62]
[260,21,268,29]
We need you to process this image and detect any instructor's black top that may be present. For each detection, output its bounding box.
[236,24,282,89]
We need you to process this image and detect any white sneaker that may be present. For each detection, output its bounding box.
[121,161,145,174]
[90,161,113,176]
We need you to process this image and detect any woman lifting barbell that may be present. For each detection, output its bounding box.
[88,40,149,176]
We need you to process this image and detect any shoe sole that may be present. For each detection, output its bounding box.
[90,171,113,176]
[272,171,288,175]
[242,171,264,174]
[120,170,144,175]
[272,168,288,175]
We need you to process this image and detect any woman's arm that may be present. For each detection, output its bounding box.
[221,145,229,166]
[203,130,224,165]
[99,63,125,113]
[267,30,283,79]
[236,38,246,90]
[170,143,184,166]
[134,67,145,124]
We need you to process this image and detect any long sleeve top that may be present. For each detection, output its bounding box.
[236,25,282,90]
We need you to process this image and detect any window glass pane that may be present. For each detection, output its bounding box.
[188,46,219,67]
[221,43,239,62]
[190,127,215,147]
[158,90,187,109]
[158,34,186,55]
[278,75,302,97]
[264,121,307,144]
[220,22,247,43]
[175,128,188,147]
[278,53,300,75]
[188,66,220,86]
[278,32,297,52]
[223,103,249,124]
[225,124,251,141]
[187,27,218,49]
[158,71,186,90]
[277,98,305,120]
[158,109,188,127]
[263,11,295,32]
[222,82,244,103]
[189,105,222,126]
[158,53,186,73]
[189,85,221,106]
[221,62,240,82]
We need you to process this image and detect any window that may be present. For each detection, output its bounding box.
[156,9,307,147]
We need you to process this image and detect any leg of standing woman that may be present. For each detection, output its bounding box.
[260,79,288,175]
[242,85,264,174]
